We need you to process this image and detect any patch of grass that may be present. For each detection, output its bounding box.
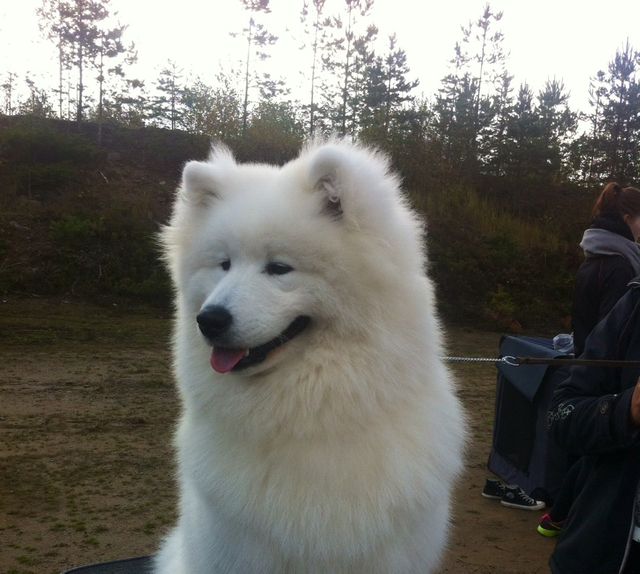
[0,299,170,348]
[141,521,158,535]
[82,536,100,547]
[0,299,528,573]
[71,520,88,533]
[15,555,39,566]
[0,458,63,515]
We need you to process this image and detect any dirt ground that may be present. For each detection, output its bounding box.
[0,298,556,574]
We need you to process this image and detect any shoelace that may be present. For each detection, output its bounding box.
[514,489,537,505]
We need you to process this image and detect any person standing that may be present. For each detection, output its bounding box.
[572,183,640,357]
[547,283,640,573]
[538,183,640,537]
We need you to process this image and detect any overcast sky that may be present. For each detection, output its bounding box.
[1,0,640,114]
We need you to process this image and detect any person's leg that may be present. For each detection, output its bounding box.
[549,460,582,521]
[623,541,640,573]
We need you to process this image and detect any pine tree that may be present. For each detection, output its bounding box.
[358,47,385,139]
[500,83,540,210]
[338,0,374,136]
[1,72,18,115]
[37,0,133,125]
[346,23,378,137]
[312,0,375,136]
[235,0,278,137]
[433,3,508,177]
[584,70,607,183]
[19,75,55,117]
[471,5,504,138]
[497,79,576,192]
[95,24,135,142]
[504,84,536,176]
[100,76,146,127]
[316,14,346,134]
[152,60,184,130]
[434,42,479,176]
[38,0,72,118]
[382,34,419,137]
[358,34,418,144]
[483,69,514,175]
[535,78,577,180]
[591,41,640,183]
[300,0,327,136]
[62,0,108,123]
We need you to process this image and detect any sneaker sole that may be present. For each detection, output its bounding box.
[481,493,503,500]
[537,525,561,537]
[501,500,546,511]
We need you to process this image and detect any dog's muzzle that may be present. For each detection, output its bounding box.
[196,307,311,373]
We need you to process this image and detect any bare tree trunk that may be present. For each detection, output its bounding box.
[58,39,64,118]
[171,87,176,130]
[385,69,392,136]
[309,6,322,137]
[587,94,600,185]
[475,25,487,127]
[67,76,72,120]
[76,44,84,124]
[340,5,354,137]
[242,17,253,137]
[97,38,104,145]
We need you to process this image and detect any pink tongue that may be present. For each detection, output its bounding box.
[210,348,247,374]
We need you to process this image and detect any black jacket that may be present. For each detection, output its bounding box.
[572,215,636,357]
[572,256,635,357]
[549,279,640,574]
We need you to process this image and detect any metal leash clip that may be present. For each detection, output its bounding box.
[500,356,520,367]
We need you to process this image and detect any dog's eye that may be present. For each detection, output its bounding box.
[220,259,231,271]
[266,262,293,276]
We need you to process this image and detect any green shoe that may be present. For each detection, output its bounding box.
[537,513,563,537]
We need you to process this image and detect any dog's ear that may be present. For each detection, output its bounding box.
[308,144,348,219]
[308,142,399,224]
[181,161,219,203]
[180,145,235,204]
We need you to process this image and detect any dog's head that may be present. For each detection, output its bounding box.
[162,141,426,376]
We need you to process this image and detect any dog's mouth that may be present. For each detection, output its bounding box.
[209,316,311,374]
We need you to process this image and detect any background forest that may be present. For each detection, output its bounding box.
[1,0,639,329]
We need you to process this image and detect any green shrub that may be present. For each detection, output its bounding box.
[487,286,516,319]
[47,212,170,304]
[423,183,574,328]
[50,215,99,245]
[14,163,77,197]
[0,126,100,166]
[0,125,100,199]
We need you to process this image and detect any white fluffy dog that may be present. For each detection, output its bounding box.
[155,141,466,574]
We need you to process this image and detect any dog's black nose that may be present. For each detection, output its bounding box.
[197,306,233,339]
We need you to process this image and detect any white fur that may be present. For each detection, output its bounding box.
[155,141,466,573]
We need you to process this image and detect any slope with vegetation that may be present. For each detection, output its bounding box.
[2,0,639,328]
[0,114,591,330]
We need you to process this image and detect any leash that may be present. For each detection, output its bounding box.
[442,356,640,368]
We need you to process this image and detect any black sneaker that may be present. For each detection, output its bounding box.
[481,478,507,500]
[501,485,546,510]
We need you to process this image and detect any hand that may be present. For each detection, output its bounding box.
[631,377,640,427]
